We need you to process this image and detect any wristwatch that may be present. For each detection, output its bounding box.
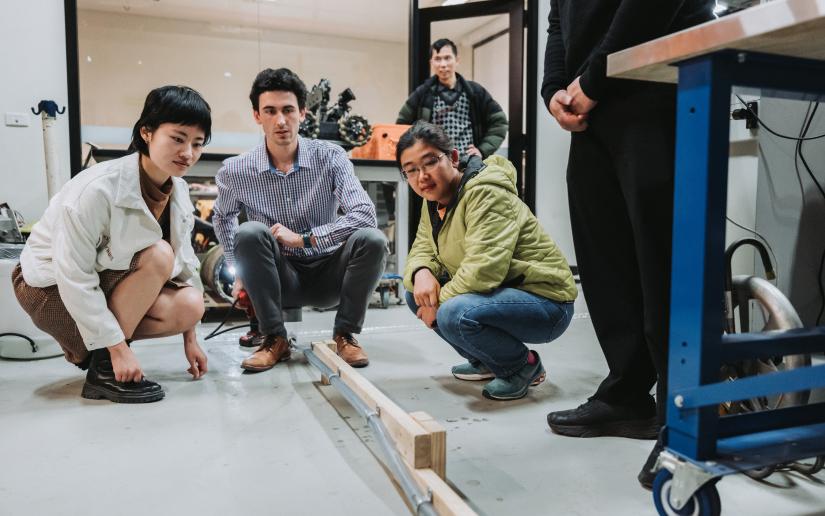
[302,231,313,248]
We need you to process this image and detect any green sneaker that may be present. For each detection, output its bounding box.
[482,351,546,401]
[451,361,496,381]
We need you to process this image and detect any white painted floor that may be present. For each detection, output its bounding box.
[1,292,824,516]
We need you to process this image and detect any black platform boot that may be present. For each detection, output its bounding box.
[81,348,165,403]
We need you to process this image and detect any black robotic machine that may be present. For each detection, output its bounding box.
[299,79,372,150]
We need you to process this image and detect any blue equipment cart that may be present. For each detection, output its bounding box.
[607,2,825,514]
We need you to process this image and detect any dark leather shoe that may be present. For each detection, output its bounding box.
[546,398,659,439]
[81,349,164,403]
[334,333,369,368]
[241,335,291,372]
[638,429,666,489]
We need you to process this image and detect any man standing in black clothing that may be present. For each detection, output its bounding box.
[397,38,508,159]
[541,0,714,487]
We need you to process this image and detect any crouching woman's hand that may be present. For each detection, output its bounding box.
[183,328,208,379]
[413,268,441,308]
[109,342,144,382]
[416,306,438,329]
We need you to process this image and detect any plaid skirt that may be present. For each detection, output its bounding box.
[12,256,140,366]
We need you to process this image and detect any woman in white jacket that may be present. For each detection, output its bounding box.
[13,85,210,403]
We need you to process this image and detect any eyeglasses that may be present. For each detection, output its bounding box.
[400,153,446,181]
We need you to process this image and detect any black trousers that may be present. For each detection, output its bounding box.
[566,83,676,424]
[234,222,388,338]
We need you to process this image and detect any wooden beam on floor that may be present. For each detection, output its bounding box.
[412,468,477,516]
[312,340,432,469]
[311,340,477,516]
[411,411,446,479]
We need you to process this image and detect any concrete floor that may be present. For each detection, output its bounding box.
[1,293,824,516]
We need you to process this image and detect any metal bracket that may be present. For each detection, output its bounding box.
[413,488,434,514]
[655,450,718,510]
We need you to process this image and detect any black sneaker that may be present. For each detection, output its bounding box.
[546,398,659,439]
[80,349,165,403]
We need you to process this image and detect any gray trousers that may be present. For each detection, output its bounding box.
[234,222,388,338]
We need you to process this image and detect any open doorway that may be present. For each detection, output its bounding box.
[407,0,538,240]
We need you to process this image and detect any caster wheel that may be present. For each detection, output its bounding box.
[653,470,721,516]
[380,289,390,309]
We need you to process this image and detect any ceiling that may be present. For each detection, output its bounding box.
[77,0,499,44]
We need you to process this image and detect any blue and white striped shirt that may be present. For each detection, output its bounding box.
[213,137,377,266]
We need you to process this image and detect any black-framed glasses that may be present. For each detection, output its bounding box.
[400,153,446,181]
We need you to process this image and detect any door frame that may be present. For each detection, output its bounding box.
[408,0,539,242]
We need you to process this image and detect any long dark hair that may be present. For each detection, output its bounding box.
[395,121,454,167]
[129,85,212,155]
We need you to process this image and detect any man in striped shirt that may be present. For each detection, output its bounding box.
[213,68,388,371]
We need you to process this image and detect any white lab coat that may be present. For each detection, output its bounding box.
[20,153,201,351]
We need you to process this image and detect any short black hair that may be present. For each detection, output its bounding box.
[396,121,454,167]
[431,38,458,58]
[249,68,308,111]
[129,85,212,156]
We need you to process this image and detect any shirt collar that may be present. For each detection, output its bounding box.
[295,136,313,170]
[261,136,312,175]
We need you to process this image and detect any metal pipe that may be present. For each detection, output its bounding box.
[302,347,438,516]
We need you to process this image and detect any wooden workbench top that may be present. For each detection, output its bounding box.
[607,0,825,83]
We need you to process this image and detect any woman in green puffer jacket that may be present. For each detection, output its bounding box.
[399,122,577,401]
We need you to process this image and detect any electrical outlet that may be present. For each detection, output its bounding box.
[4,113,30,127]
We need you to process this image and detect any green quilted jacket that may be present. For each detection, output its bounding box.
[403,155,577,305]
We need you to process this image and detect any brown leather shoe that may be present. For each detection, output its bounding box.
[334,333,369,368]
[241,335,291,372]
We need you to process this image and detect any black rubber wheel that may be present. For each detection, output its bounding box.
[653,470,721,516]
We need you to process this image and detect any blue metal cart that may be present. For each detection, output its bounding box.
[652,49,825,515]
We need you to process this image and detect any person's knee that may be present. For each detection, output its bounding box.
[352,228,388,258]
[234,222,271,253]
[436,297,468,336]
[175,287,205,330]
[137,240,174,279]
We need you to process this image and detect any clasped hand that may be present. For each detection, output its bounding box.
[548,76,598,133]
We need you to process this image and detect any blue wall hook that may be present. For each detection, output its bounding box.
[31,100,66,117]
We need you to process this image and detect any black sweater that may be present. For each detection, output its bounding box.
[541,0,714,105]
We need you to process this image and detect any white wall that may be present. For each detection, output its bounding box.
[78,10,407,148]
[0,0,70,222]
[473,32,509,150]
[534,0,576,262]
[726,114,760,279]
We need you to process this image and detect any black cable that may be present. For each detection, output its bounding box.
[0,332,38,353]
[204,322,251,341]
[735,95,825,142]
[203,298,250,341]
[725,216,779,283]
[793,102,815,205]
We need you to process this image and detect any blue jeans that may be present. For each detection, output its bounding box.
[405,288,574,377]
